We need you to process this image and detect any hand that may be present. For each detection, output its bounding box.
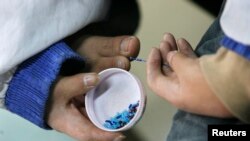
[146,33,232,118]
[46,35,140,141]
[69,35,140,72]
[46,73,125,141]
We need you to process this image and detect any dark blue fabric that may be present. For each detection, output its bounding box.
[221,36,250,60]
[5,42,84,129]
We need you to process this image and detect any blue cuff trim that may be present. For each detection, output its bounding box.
[221,36,250,60]
[5,42,84,129]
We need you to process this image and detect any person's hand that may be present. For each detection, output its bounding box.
[70,35,140,72]
[47,73,125,141]
[46,35,140,141]
[146,33,232,118]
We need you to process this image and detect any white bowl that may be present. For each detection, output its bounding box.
[85,68,146,132]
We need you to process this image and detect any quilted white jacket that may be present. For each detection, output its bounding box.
[0,0,110,108]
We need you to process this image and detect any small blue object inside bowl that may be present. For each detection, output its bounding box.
[104,101,139,129]
[85,68,146,132]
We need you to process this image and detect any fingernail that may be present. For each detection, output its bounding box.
[151,47,161,61]
[177,39,186,49]
[120,36,134,53]
[116,60,125,69]
[113,135,126,141]
[83,74,98,87]
[163,33,172,41]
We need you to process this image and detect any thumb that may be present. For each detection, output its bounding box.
[55,73,99,99]
[167,51,191,75]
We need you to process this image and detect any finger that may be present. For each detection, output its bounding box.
[177,38,196,58]
[159,41,173,75]
[80,36,140,57]
[147,48,179,102]
[147,48,165,84]
[55,73,99,99]
[119,36,140,57]
[167,51,193,76]
[163,33,177,50]
[93,56,130,72]
[104,36,140,57]
[159,41,171,64]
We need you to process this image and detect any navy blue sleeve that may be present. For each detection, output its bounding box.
[5,42,84,129]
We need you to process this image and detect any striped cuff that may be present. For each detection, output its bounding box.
[5,42,84,129]
[221,36,250,60]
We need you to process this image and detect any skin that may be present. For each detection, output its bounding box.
[46,36,140,141]
[146,33,233,118]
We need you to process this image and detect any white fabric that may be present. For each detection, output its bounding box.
[220,0,250,45]
[0,0,110,108]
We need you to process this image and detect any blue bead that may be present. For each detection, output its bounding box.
[103,101,140,129]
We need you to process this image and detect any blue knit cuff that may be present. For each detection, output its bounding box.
[5,42,84,129]
[221,36,250,60]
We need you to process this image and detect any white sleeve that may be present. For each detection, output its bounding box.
[0,0,110,74]
[0,0,110,109]
[220,0,250,45]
